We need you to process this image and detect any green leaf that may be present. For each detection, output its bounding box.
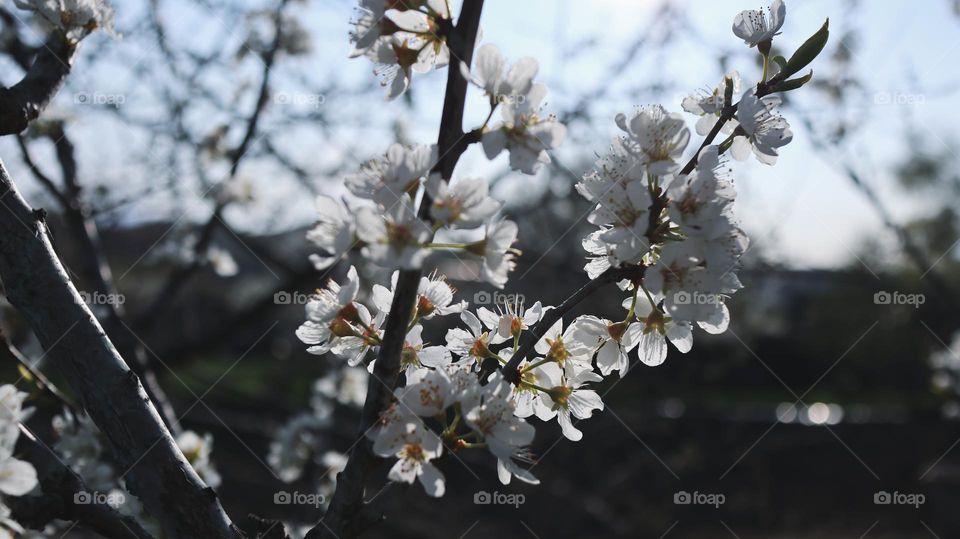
[771,55,788,72]
[781,19,829,79]
[774,70,814,92]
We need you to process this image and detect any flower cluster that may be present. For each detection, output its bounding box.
[13,0,116,42]
[288,0,824,500]
[349,0,453,99]
[267,369,357,494]
[308,41,567,284]
[463,44,567,174]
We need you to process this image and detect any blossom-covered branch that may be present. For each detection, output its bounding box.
[308,2,486,538]
[281,1,828,536]
[0,0,115,135]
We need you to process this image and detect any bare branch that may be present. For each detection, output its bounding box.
[0,159,242,538]
[134,0,291,332]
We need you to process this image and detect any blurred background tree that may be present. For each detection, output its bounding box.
[3,0,960,537]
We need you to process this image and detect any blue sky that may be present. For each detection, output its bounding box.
[257,0,960,268]
[3,0,958,270]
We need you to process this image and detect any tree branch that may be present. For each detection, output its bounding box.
[499,265,639,384]
[17,124,181,431]
[133,0,290,333]
[0,329,80,414]
[308,3,486,538]
[0,159,241,538]
[9,425,157,539]
[679,72,783,175]
[0,34,76,136]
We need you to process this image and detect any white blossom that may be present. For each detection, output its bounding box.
[372,419,445,496]
[615,105,690,176]
[732,0,786,47]
[533,318,593,376]
[482,82,566,175]
[461,43,538,103]
[345,143,436,208]
[397,367,453,417]
[14,0,116,41]
[465,217,519,288]
[511,360,561,420]
[463,374,538,484]
[356,195,432,269]
[666,146,736,238]
[571,315,642,377]
[372,271,466,320]
[295,266,362,355]
[732,91,793,165]
[490,298,544,342]
[577,172,652,265]
[536,367,604,442]
[348,0,398,59]
[682,71,741,136]
[632,298,693,367]
[445,310,505,368]
[359,3,451,99]
[0,385,36,498]
[581,230,616,279]
[307,196,355,270]
[398,324,452,374]
[429,177,501,229]
[313,368,368,408]
[176,431,221,488]
[331,305,384,367]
